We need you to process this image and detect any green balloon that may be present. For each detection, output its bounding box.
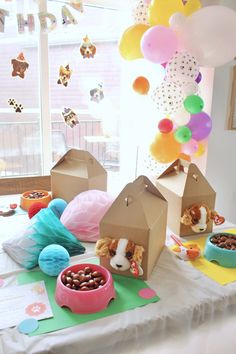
[183,95,204,114]
[174,126,192,144]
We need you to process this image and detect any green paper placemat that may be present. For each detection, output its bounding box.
[17,264,160,336]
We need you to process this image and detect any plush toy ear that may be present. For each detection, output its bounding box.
[181,209,193,226]
[95,237,112,257]
[132,245,144,264]
[210,211,225,225]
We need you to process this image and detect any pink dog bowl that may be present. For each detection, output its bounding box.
[55,263,116,314]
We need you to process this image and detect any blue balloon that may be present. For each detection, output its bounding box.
[48,198,67,218]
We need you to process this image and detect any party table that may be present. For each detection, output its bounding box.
[1,195,236,354]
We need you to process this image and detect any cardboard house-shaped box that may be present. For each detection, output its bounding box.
[96,175,168,280]
[155,159,216,237]
[51,149,107,203]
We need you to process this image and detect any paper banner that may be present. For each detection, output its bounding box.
[69,0,84,13]
[17,14,35,34]
[0,8,9,32]
[62,5,77,25]
[38,12,57,33]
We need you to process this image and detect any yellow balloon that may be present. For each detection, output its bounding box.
[148,0,202,27]
[118,24,150,60]
[194,142,205,157]
[150,132,181,163]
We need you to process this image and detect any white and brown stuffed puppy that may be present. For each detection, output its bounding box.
[181,203,225,233]
[95,237,144,277]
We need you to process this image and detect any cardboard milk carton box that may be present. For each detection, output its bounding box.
[95,175,168,280]
[51,149,107,202]
[155,159,224,237]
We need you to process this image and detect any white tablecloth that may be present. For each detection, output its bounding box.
[0,205,236,354]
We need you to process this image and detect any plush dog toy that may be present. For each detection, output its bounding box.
[95,237,144,277]
[181,203,225,233]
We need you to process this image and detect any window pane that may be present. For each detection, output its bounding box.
[48,3,125,172]
[0,0,41,177]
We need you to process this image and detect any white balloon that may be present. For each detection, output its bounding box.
[169,6,236,67]
[172,107,191,126]
[151,82,184,115]
[181,81,199,96]
[132,0,149,25]
[166,51,199,84]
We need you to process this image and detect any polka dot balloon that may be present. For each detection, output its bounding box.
[132,0,150,25]
[151,82,184,114]
[166,51,199,85]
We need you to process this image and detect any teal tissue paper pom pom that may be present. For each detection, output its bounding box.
[48,198,67,218]
[38,244,70,276]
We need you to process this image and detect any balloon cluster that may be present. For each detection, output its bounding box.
[119,0,236,164]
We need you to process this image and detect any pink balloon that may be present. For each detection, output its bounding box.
[141,25,178,64]
[181,139,198,155]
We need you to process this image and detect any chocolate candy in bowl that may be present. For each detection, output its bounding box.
[55,263,116,314]
[204,232,236,268]
[20,190,51,211]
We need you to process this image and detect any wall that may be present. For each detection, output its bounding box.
[206,0,236,223]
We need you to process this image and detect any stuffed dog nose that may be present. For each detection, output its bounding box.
[116,264,122,268]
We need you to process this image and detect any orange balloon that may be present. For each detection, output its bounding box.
[132,76,150,94]
[150,132,181,163]
[179,153,191,162]
[118,24,150,60]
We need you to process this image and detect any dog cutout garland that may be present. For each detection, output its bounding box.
[80,35,96,59]
[11,52,29,79]
[61,107,79,128]
[95,237,145,277]
[90,83,104,103]
[181,203,225,233]
[57,64,72,87]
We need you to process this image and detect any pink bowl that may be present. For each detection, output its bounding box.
[55,263,116,314]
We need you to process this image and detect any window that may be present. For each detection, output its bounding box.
[0,0,130,179]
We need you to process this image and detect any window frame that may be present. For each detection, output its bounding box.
[227,65,236,130]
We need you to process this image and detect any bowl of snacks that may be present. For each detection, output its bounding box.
[55,263,116,314]
[204,232,236,268]
[20,190,51,211]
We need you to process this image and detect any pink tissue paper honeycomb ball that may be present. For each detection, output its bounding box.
[60,190,115,242]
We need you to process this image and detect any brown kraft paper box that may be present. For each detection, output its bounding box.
[51,148,107,203]
[98,175,168,280]
[155,159,216,237]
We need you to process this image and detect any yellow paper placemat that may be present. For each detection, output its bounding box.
[173,229,236,285]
